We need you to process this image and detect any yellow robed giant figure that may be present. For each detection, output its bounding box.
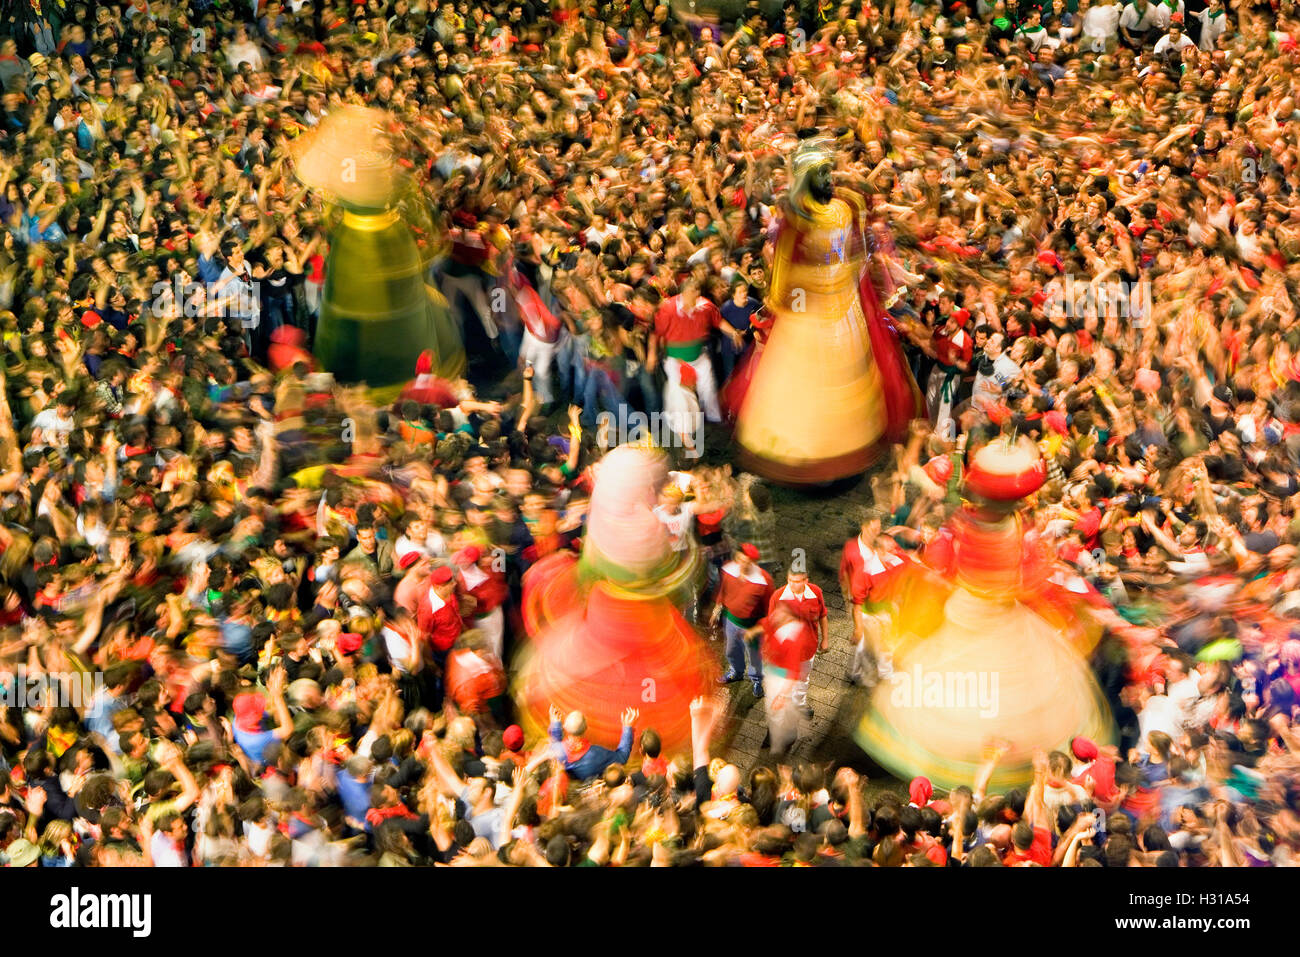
[735,137,922,484]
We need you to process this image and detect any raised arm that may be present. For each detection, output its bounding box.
[973,740,1007,803]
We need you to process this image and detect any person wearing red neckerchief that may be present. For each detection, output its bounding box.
[710,542,774,699]
[840,506,904,688]
[763,568,828,723]
[650,276,744,425]
[924,307,974,436]
[451,544,508,661]
[415,564,463,669]
[546,705,638,781]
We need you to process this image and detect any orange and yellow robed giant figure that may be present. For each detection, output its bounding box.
[733,137,923,484]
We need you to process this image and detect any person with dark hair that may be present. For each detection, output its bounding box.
[710,542,774,698]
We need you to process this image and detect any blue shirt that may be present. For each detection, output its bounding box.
[721,296,760,334]
[233,724,278,766]
[547,722,635,780]
[197,253,223,285]
[23,213,66,244]
[84,689,125,747]
[220,620,255,663]
[336,770,374,827]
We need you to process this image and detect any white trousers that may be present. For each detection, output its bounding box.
[663,354,721,423]
[519,329,559,404]
[764,660,811,756]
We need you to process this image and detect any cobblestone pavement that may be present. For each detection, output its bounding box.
[700,430,904,792]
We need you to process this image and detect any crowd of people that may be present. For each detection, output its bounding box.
[0,0,1297,868]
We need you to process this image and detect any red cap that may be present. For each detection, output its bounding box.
[740,542,760,560]
[1036,250,1062,270]
[502,725,525,751]
[337,632,364,655]
[951,308,971,326]
[925,844,949,866]
[1045,410,1068,435]
[429,565,454,585]
[909,776,934,807]
[923,455,953,485]
[415,349,434,376]
[453,545,482,566]
[678,364,698,389]
[1071,736,1099,761]
[233,693,265,732]
[398,550,421,570]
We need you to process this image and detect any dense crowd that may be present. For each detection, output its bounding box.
[0,0,1297,867]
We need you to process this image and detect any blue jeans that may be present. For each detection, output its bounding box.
[624,363,661,417]
[263,293,296,333]
[499,315,523,366]
[580,367,623,427]
[719,336,745,382]
[724,618,763,681]
[557,331,587,401]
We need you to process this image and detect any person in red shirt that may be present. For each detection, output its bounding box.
[763,569,828,720]
[415,565,462,665]
[924,308,974,436]
[1002,752,1054,866]
[710,543,775,698]
[500,724,529,770]
[445,630,508,721]
[839,507,904,687]
[1069,735,1120,811]
[650,277,744,423]
[452,545,509,661]
[443,210,500,345]
[917,514,956,575]
[1073,486,1103,553]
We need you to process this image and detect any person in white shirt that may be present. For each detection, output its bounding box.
[150,814,190,867]
[30,395,76,448]
[1198,0,1228,50]
[1165,654,1198,704]
[653,485,693,553]
[225,25,265,71]
[1137,693,1185,751]
[1079,0,1121,51]
[1119,0,1161,47]
[583,211,619,249]
[971,332,1021,410]
[1235,217,1263,261]
[394,513,442,565]
[1150,0,1184,29]
[1153,18,1196,59]
[1016,9,1055,51]
[215,239,261,332]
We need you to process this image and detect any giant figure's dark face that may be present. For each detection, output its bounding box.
[808,161,834,204]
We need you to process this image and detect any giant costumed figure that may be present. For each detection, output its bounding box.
[732,136,923,484]
[854,434,1115,792]
[292,106,464,388]
[513,446,718,754]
